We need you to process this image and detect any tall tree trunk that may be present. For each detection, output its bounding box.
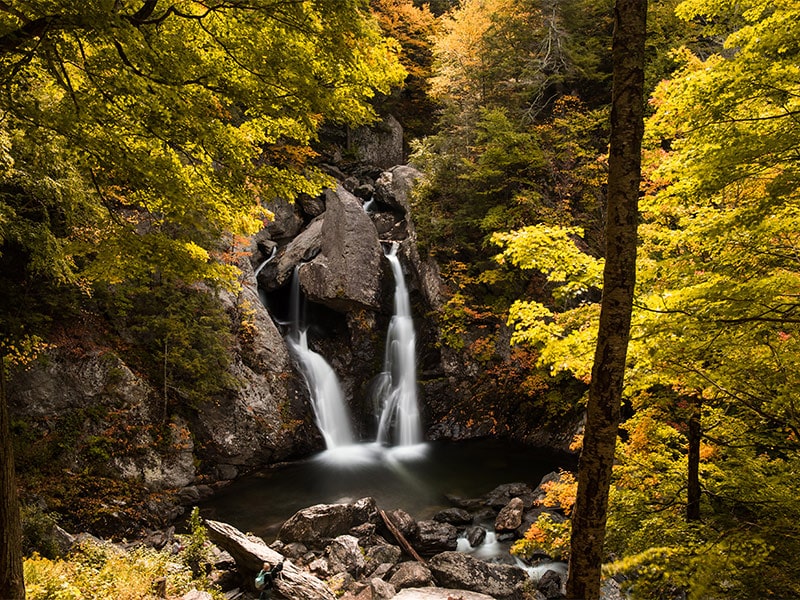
[686,395,702,521]
[1,352,26,599]
[565,1,646,598]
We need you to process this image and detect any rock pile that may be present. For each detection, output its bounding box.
[203,472,575,600]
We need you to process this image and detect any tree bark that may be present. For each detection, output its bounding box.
[686,395,702,521]
[565,1,646,599]
[1,351,26,599]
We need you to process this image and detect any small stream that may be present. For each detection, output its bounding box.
[197,438,575,545]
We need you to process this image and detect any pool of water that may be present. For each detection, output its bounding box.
[197,439,575,542]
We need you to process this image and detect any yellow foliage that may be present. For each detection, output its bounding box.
[539,470,577,516]
[24,541,216,600]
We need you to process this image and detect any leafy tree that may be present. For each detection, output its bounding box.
[565,0,646,597]
[370,0,439,139]
[0,2,405,595]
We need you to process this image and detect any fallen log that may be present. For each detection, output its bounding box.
[379,509,426,564]
[204,519,335,600]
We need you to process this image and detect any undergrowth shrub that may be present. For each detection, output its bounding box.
[24,537,221,600]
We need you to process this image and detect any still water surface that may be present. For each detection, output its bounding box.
[198,439,575,542]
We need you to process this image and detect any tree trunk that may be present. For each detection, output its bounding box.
[565,1,646,598]
[686,395,702,521]
[1,352,26,599]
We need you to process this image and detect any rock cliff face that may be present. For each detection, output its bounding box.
[6,141,444,504]
[7,117,578,536]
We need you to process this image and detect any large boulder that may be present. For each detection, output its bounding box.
[300,185,383,311]
[205,519,335,600]
[428,551,530,600]
[278,497,379,549]
[412,521,459,556]
[260,215,324,290]
[265,196,304,240]
[7,348,195,491]
[374,165,423,214]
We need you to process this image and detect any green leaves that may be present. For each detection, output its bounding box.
[0,0,405,291]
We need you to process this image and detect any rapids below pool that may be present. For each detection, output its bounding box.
[197,438,575,545]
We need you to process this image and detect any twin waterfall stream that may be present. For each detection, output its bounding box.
[280,242,422,454]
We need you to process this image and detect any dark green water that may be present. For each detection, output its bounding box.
[197,439,575,541]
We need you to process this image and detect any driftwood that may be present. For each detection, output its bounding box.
[379,509,426,564]
[204,519,336,600]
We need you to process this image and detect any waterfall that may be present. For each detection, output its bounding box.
[286,267,356,449]
[376,242,422,446]
[254,246,277,278]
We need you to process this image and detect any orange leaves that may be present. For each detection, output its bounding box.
[538,470,577,516]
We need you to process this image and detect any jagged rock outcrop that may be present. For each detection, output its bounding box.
[7,348,195,491]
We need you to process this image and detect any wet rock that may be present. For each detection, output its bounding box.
[432,508,472,526]
[464,525,487,548]
[413,520,458,556]
[388,561,434,590]
[537,569,565,599]
[382,509,419,539]
[279,497,379,549]
[484,483,536,510]
[495,497,525,533]
[428,551,530,600]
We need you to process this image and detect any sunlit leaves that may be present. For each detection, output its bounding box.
[0,0,405,292]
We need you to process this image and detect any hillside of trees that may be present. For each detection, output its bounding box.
[2,0,799,598]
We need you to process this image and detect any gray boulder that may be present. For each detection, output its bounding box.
[279,497,379,549]
[300,185,383,311]
[351,114,404,169]
[383,508,419,539]
[261,215,324,290]
[464,525,487,548]
[432,508,473,526]
[413,520,459,556]
[484,483,536,510]
[366,543,402,568]
[428,551,531,600]
[205,519,335,600]
[266,196,304,240]
[374,165,423,214]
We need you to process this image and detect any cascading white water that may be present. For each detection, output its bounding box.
[286,267,355,449]
[375,242,422,446]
